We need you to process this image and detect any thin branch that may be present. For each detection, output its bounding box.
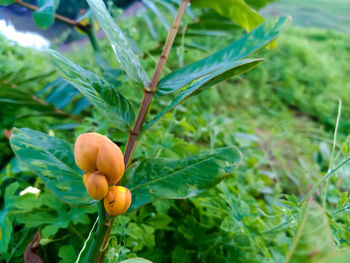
[5,83,82,122]
[31,94,83,122]
[301,156,350,204]
[13,0,89,32]
[123,0,190,166]
[97,1,190,262]
[322,99,342,208]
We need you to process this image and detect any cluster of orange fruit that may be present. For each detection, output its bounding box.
[74,133,131,216]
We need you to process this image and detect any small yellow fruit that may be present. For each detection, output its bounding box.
[85,171,108,200]
[74,132,106,172]
[96,140,125,184]
[104,186,131,216]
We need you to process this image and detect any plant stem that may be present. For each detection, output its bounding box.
[96,1,190,262]
[322,99,342,208]
[301,156,350,204]
[13,0,89,32]
[123,0,190,165]
[85,201,108,263]
[96,218,113,263]
[86,26,100,52]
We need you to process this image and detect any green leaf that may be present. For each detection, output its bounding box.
[119,258,153,263]
[17,70,56,85]
[0,88,56,112]
[156,16,291,97]
[87,0,150,88]
[123,146,241,211]
[144,58,262,131]
[193,0,263,32]
[171,245,191,263]
[220,216,239,233]
[186,10,240,35]
[145,213,172,230]
[0,214,12,254]
[143,0,170,31]
[17,211,65,237]
[10,128,93,205]
[0,0,14,6]
[50,50,134,132]
[245,0,277,10]
[58,245,77,263]
[285,200,336,263]
[0,182,20,254]
[33,0,60,29]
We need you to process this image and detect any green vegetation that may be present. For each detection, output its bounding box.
[264,0,350,34]
[241,27,350,132]
[1,1,350,262]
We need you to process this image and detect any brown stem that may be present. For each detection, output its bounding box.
[123,91,153,166]
[123,0,190,165]
[97,1,190,262]
[13,0,89,32]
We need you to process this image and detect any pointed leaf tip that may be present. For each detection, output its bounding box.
[87,0,150,88]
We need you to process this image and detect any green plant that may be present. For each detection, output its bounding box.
[0,0,293,262]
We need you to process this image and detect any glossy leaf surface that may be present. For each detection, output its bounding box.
[38,77,86,112]
[45,81,80,109]
[144,59,262,131]
[123,146,241,211]
[87,0,150,88]
[50,50,134,132]
[156,16,291,97]
[72,97,91,114]
[10,128,93,205]
[193,0,263,32]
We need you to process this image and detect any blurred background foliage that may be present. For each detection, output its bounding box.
[1,0,350,262]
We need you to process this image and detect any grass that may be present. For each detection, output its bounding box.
[262,0,350,34]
